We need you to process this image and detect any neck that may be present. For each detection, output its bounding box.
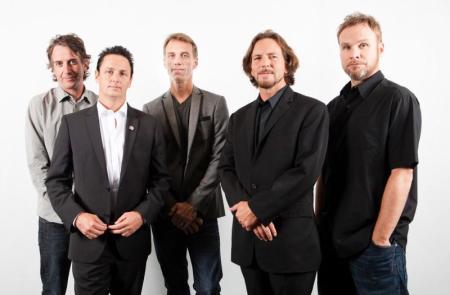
[98,96,126,112]
[65,85,85,101]
[259,81,286,101]
[170,80,194,103]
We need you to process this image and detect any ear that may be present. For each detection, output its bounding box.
[95,70,99,82]
[193,57,198,69]
[379,41,385,54]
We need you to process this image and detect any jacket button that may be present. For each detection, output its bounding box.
[251,184,257,189]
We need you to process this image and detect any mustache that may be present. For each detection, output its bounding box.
[347,61,366,66]
[258,70,274,74]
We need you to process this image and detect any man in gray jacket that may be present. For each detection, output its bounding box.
[25,34,97,295]
[143,33,229,295]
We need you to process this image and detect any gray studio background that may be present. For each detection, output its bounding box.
[0,0,449,294]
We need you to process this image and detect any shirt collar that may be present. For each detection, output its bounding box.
[257,85,288,108]
[97,100,128,118]
[56,85,95,104]
[340,70,384,99]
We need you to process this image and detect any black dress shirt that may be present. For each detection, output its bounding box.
[254,85,287,146]
[321,71,421,258]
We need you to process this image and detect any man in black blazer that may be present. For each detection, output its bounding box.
[46,46,170,295]
[219,30,329,295]
[143,33,228,295]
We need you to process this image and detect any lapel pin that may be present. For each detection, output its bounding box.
[129,125,135,131]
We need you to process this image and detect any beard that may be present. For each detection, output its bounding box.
[256,74,285,89]
[346,66,368,82]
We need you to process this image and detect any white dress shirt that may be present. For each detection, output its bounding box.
[97,101,128,191]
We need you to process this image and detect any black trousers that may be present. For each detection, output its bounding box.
[72,239,147,295]
[317,224,356,295]
[241,264,316,295]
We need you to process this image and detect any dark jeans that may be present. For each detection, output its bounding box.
[152,219,222,295]
[38,217,71,295]
[350,241,409,295]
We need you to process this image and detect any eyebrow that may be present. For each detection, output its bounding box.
[340,39,370,45]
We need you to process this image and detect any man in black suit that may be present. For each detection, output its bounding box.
[46,46,170,295]
[219,30,329,295]
[143,33,228,295]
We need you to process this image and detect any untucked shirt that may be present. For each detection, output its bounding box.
[26,86,97,223]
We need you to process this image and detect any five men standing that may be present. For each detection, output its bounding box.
[26,34,98,295]
[317,13,421,295]
[143,33,228,295]
[27,13,421,295]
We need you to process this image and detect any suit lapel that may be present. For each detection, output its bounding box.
[84,105,108,180]
[162,91,181,148]
[186,87,202,166]
[255,87,294,156]
[247,101,258,162]
[120,105,139,180]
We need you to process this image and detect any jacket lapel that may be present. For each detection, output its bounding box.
[162,91,181,148]
[247,101,258,162]
[84,105,108,180]
[186,86,202,167]
[120,105,139,180]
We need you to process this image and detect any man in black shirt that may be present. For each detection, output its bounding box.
[143,33,229,295]
[316,12,421,295]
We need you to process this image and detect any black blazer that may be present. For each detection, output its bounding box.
[219,87,329,273]
[143,86,229,219]
[46,104,170,263]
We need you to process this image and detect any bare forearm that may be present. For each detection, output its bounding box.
[314,176,324,216]
[372,168,413,245]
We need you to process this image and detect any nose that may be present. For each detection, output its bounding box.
[349,47,361,59]
[62,62,73,73]
[261,55,271,67]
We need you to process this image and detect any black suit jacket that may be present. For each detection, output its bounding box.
[143,86,229,219]
[46,104,170,263]
[219,87,329,273]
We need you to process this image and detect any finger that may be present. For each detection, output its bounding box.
[114,214,128,225]
[262,225,273,241]
[253,228,263,241]
[268,223,277,237]
[230,203,238,212]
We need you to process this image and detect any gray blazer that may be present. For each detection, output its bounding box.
[143,86,229,219]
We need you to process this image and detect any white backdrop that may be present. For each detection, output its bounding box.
[1,0,449,294]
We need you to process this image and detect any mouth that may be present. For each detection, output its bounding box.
[108,86,121,90]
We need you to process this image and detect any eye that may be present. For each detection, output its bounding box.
[359,43,368,48]
[253,56,261,61]
[69,59,79,65]
[182,53,189,58]
[106,69,113,75]
[54,61,63,67]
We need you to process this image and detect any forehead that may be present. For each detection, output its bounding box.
[100,54,131,71]
[51,45,80,61]
[165,39,194,54]
[252,38,283,55]
[339,23,378,44]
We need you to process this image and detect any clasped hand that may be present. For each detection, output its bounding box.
[76,211,144,239]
